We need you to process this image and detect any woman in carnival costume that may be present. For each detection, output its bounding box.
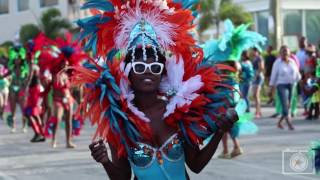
[0,48,10,121]
[202,20,265,159]
[7,45,29,133]
[24,65,46,142]
[46,32,87,148]
[23,36,49,143]
[74,1,244,179]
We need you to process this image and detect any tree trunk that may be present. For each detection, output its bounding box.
[270,0,282,50]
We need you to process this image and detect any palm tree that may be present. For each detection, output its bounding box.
[40,8,72,39]
[198,0,252,38]
[20,8,71,44]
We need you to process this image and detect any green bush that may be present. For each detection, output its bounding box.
[20,24,41,45]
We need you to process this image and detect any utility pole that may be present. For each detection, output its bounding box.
[270,0,282,50]
[214,0,222,37]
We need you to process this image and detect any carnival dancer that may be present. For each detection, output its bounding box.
[202,20,264,159]
[310,140,320,174]
[24,65,45,142]
[47,32,87,148]
[0,51,10,121]
[73,1,244,179]
[7,46,29,133]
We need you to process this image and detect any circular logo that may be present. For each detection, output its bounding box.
[289,152,309,173]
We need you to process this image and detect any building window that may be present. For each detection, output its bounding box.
[0,0,9,14]
[40,0,58,7]
[18,0,29,11]
[282,10,302,36]
[306,10,320,45]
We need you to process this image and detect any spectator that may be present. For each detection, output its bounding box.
[270,45,301,130]
[296,37,308,72]
[304,44,319,120]
[264,46,277,104]
[251,47,265,118]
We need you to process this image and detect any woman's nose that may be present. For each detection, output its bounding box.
[144,67,152,74]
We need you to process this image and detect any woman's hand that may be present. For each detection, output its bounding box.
[89,139,109,165]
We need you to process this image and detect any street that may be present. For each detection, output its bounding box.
[0,107,319,180]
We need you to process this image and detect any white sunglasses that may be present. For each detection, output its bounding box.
[131,62,164,75]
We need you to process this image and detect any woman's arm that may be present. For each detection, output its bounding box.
[184,131,224,174]
[89,140,132,180]
[259,56,265,73]
[184,110,237,174]
[269,60,279,87]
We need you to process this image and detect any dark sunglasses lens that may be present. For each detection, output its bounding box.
[150,64,162,74]
[134,64,146,73]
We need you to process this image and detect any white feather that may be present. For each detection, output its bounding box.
[160,55,204,118]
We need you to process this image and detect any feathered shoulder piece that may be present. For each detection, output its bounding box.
[202,19,266,64]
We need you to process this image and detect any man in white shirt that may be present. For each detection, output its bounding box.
[296,37,308,72]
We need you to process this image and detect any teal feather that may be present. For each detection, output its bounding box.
[202,19,266,64]
[81,0,114,12]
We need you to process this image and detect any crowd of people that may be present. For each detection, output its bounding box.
[237,37,320,128]
[0,32,87,148]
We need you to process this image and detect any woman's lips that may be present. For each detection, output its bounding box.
[143,78,153,83]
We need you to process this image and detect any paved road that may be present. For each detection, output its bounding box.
[0,107,319,180]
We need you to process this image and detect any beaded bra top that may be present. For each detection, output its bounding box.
[129,133,186,180]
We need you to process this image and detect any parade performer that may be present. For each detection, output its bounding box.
[34,33,58,125]
[202,20,264,159]
[24,65,45,142]
[0,50,10,121]
[73,1,245,179]
[310,140,320,174]
[7,45,29,133]
[47,32,87,148]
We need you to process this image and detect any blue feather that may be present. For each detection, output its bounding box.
[203,115,218,131]
[189,123,209,138]
[81,0,115,12]
[107,49,118,61]
[179,121,192,145]
[173,0,199,9]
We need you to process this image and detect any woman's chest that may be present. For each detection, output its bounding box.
[279,63,294,76]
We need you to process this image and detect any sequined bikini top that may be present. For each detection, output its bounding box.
[129,133,187,180]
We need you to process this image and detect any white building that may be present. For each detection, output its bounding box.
[233,0,320,50]
[0,0,88,44]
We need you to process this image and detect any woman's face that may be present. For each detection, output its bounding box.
[280,47,290,60]
[129,56,163,93]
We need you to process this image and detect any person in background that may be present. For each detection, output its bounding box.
[270,45,301,130]
[296,37,309,116]
[296,37,308,72]
[240,50,255,112]
[304,44,319,120]
[251,47,265,118]
[24,65,45,142]
[271,49,300,118]
[264,46,277,105]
